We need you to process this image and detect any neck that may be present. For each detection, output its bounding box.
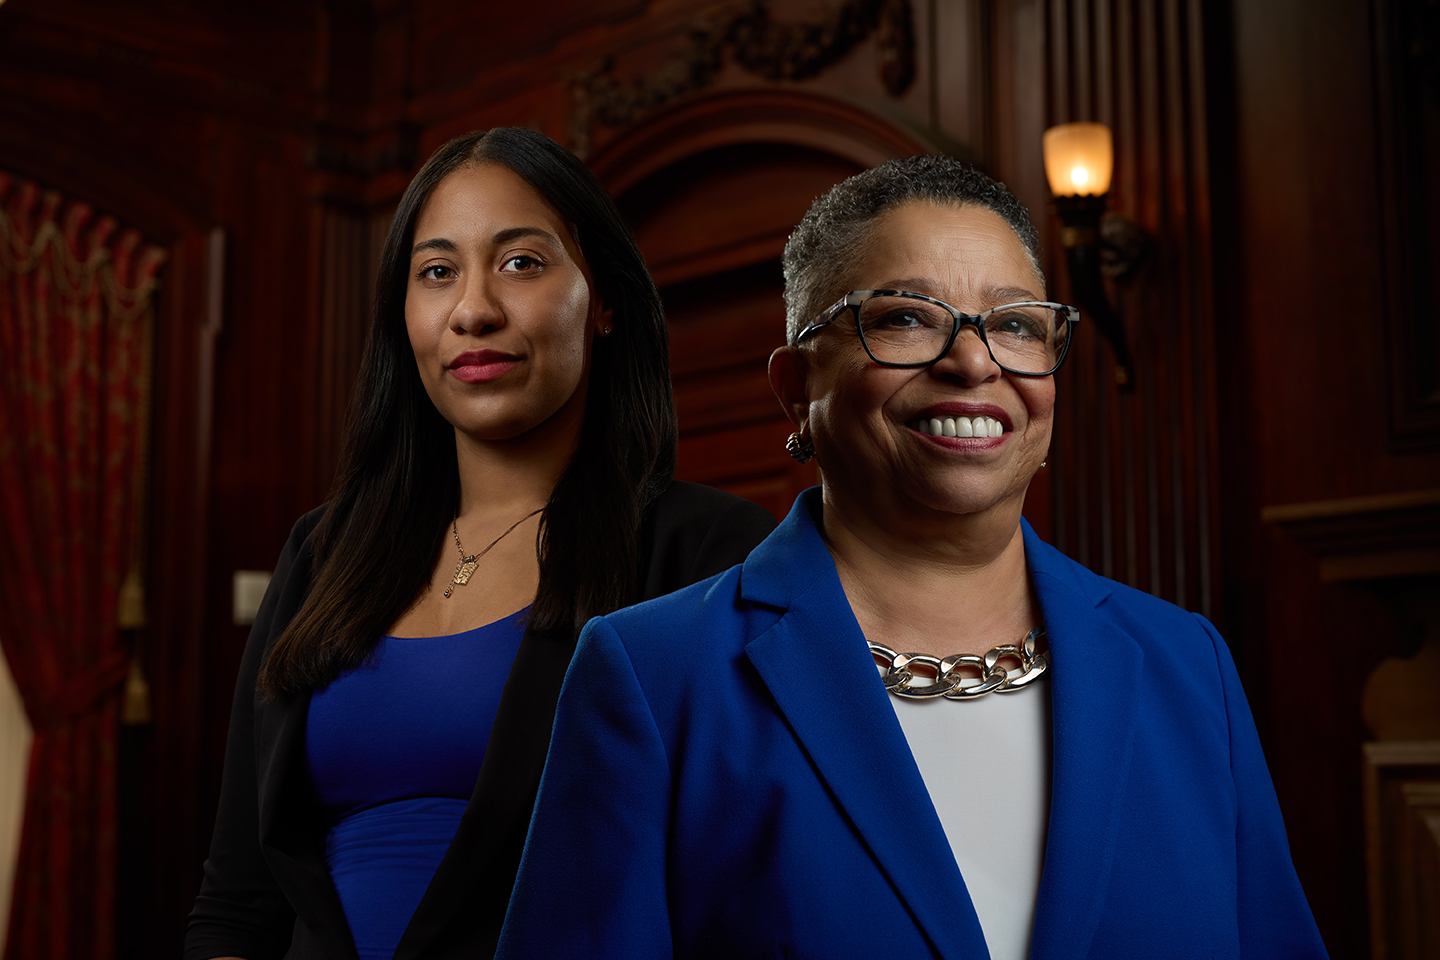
[452,422,578,522]
[820,486,1039,658]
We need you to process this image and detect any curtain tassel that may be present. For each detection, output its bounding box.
[116,568,146,629]
[122,654,151,727]
[118,568,150,725]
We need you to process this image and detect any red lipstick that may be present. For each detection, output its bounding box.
[448,349,521,384]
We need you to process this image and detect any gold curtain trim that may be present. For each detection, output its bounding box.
[1,174,166,724]
[0,200,165,324]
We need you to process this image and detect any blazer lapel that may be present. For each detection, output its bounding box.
[256,687,360,960]
[741,491,986,959]
[1022,524,1145,959]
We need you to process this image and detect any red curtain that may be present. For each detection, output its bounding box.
[0,172,165,960]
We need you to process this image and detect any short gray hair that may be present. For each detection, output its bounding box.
[781,155,1044,344]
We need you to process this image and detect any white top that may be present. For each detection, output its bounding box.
[884,674,1052,960]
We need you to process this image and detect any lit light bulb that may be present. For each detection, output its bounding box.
[1043,122,1114,196]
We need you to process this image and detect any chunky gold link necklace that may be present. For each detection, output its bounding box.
[443,508,543,599]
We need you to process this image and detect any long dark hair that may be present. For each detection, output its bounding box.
[258,128,677,695]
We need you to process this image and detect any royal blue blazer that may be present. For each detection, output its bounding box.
[497,489,1328,959]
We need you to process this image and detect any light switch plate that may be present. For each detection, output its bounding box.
[232,570,272,626]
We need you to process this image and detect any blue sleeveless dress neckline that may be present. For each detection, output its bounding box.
[306,607,529,960]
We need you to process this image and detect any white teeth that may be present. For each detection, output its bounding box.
[911,415,1006,437]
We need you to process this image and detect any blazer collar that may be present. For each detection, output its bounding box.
[741,490,986,958]
[741,489,1146,959]
[1021,523,1144,959]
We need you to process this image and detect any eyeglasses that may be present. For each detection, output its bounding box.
[795,290,1080,377]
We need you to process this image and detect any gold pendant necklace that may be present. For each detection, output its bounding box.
[443,508,543,598]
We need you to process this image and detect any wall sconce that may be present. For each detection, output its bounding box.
[1043,122,1146,388]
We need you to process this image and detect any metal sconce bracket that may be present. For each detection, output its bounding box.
[1053,194,1150,389]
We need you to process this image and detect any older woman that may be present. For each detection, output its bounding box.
[496,156,1327,960]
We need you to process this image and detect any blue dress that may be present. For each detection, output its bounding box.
[307,609,528,959]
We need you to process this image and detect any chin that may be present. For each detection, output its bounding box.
[909,473,1032,520]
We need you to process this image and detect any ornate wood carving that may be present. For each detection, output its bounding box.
[569,0,915,157]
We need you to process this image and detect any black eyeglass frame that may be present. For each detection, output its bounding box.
[794,289,1081,377]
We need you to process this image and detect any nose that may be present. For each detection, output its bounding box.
[929,321,1002,384]
[450,274,505,335]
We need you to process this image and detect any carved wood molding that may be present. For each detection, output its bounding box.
[585,87,934,197]
[1260,489,1440,582]
[568,0,916,158]
[1363,741,1440,960]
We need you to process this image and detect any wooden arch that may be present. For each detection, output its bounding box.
[587,88,938,196]
[586,90,939,518]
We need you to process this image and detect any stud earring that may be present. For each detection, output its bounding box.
[785,431,816,464]
[599,324,613,337]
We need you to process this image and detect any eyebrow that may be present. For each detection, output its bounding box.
[410,226,564,259]
[881,279,1041,306]
[411,237,458,257]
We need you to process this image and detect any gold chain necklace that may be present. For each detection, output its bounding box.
[443,508,543,599]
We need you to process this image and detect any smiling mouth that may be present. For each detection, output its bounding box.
[908,415,1007,438]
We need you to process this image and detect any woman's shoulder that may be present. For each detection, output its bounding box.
[245,503,330,651]
[1024,527,1227,667]
[645,479,776,528]
[269,503,329,589]
[287,502,329,549]
[637,481,777,601]
[1024,525,1205,624]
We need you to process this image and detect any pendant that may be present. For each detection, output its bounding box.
[443,555,480,598]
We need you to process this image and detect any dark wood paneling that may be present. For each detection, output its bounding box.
[312,205,374,502]
[622,143,859,287]
[1018,0,1222,620]
[616,142,870,517]
[1372,0,1440,449]
[1220,0,1440,954]
[123,227,224,960]
[409,0,647,92]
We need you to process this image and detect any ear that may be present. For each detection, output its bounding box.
[768,345,811,430]
[593,300,614,337]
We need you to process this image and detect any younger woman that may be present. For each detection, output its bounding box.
[185,128,774,960]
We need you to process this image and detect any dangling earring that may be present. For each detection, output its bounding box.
[785,431,815,464]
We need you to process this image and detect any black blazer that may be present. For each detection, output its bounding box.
[185,481,776,960]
